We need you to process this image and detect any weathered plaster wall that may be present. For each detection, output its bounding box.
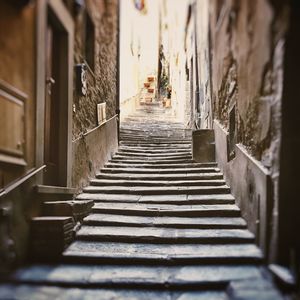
[72,0,119,189]
[209,0,288,261]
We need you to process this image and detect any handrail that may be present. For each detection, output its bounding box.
[0,165,46,198]
[72,114,118,143]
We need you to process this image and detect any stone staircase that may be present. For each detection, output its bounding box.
[0,112,283,299]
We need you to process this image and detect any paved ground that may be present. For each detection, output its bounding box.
[0,107,284,299]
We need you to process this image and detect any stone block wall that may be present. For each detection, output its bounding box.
[71,0,119,189]
[73,0,118,139]
[209,0,289,261]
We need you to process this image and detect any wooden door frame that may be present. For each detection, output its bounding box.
[36,0,74,187]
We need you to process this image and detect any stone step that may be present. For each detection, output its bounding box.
[120,127,190,132]
[63,241,263,265]
[84,214,247,229]
[114,152,192,158]
[90,203,239,217]
[96,172,223,181]
[118,147,191,153]
[76,226,255,244]
[120,133,188,137]
[117,147,191,152]
[109,158,195,164]
[76,193,236,205]
[118,147,190,154]
[7,264,264,289]
[113,154,192,160]
[119,143,191,149]
[119,139,192,144]
[99,167,220,174]
[120,141,191,146]
[0,282,283,300]
[121,126,188,131]
[89,179,226,187]
[119,137,191,142]
[120,130,190,135]
[83,185,230,195]
[106,162,218,169]
[0,284,233,300]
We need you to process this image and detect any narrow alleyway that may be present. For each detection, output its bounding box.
[0,106,283,299]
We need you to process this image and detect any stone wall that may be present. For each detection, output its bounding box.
[73,0,118,139]
[209,0,289,261]
[71,0,119,189]
[210,0,287,163]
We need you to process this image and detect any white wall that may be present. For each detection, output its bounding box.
[196,0,212,128]
[120,0,159,105]
[159,0,191,124]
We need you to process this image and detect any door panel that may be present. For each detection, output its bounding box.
[44,21,60,185]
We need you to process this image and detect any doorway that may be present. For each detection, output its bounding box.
[44,20,61,185]
[278,0,300,278]
[36,0,74,187]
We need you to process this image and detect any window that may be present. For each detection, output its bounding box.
[84,12,95,71]
[228,104,236,160]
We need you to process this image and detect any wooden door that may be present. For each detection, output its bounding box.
[44,21,60,185]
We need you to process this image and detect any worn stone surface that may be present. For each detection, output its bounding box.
[90,202,240,217]
[96,172,223,180]
[100,167,221,174]
[0,284,231,300]
[89,178,226,187]
[84,214,246,229]
[83,185,230,195]
[8,264,263,287]
[77,193,235,205]
[63,241,263,264]
[76,226,254,244]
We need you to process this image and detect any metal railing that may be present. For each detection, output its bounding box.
[0,165,46,199]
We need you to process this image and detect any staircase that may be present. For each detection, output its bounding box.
[0,111,283,299]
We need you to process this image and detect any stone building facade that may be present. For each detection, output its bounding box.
[0,0,119,270]
[157,0,299,280]
[119,0,159,120]
[197,0,299,279]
